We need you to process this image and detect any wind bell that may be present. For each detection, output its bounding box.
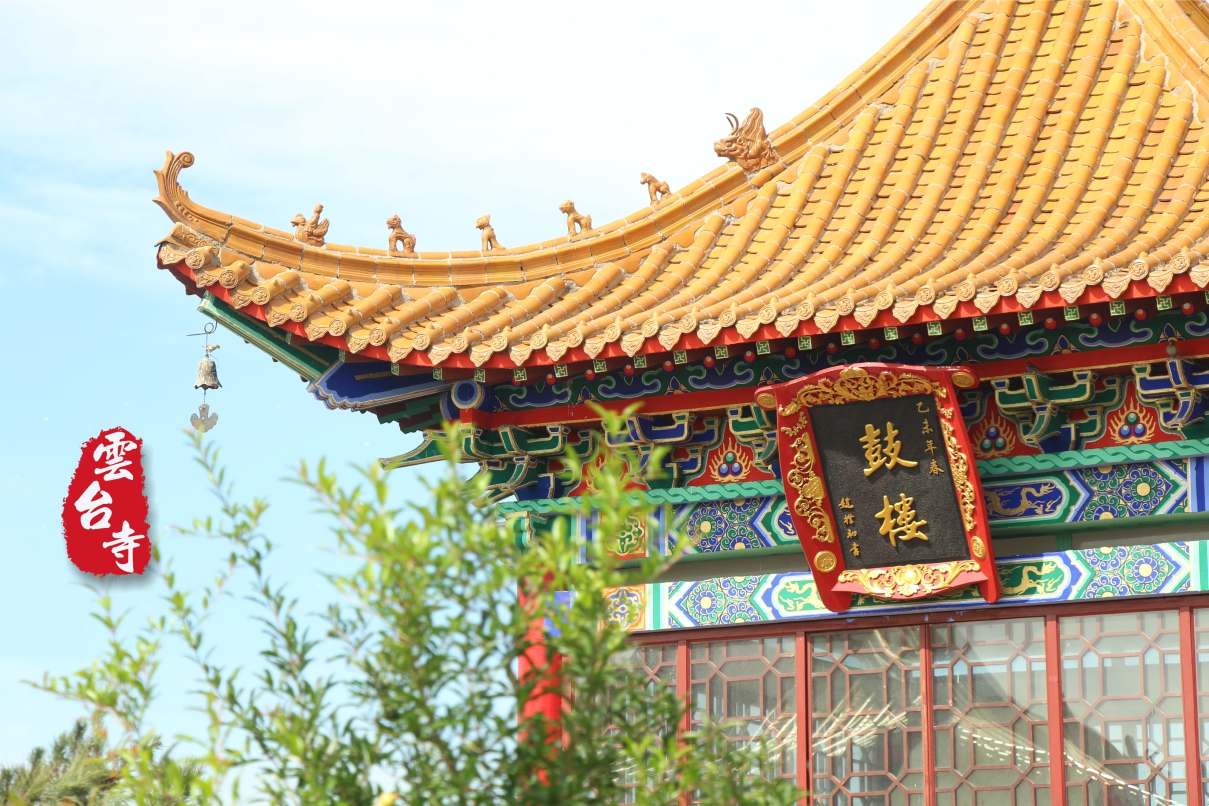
[187,321,220,432]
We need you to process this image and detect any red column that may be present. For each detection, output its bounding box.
[677,639,690,806]
[518,629,564,724]
[1180,606,1203,806]
[797,631,810,804]
[1045,614,1068,806]
[518,578,564,745]
[921,625,937,806]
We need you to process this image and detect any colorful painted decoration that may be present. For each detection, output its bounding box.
[648,540,1201,629]
[758,363,999,612]
[61,427,150,576]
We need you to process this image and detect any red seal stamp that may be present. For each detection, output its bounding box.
[61,427,150,576]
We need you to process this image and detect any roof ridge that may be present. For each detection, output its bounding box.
[156,0,1209,374]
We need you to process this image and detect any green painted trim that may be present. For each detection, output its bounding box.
[505,483,1209,557]
[501,442,1209,517]
[617,543,803,570]
[976,439,1209,477]
[375,395,443,427]
[380,432,443,469]
[989,508,1209,539]
[1199,541,1209,591]
[198,293,336,381]
[650,577,661,631]
[609,510,1209,575]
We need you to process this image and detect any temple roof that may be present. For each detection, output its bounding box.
[156,0,1209,374]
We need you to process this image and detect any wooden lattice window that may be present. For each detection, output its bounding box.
[931,618,1050,806]
[613,643,679,802]
[690,636,798,781]
[621,596,1209,805]
[811,627,924,806]
[1060,611,1188,806]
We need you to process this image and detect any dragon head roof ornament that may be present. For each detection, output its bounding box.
[150,2,1209,380]
[713,108,779,173]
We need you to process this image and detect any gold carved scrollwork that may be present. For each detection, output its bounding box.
[781,421,834,543]
[780,367,941,417]
[938,416,977,532]
[837,561,981,599]
[154,151,198,225]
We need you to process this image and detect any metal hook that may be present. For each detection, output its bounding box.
[185,322,217,337]
[187,320,218,352]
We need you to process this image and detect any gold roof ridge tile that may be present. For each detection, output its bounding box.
[914,0,1097,300]
[157,0,1209,366]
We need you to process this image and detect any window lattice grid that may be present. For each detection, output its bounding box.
[1190,609,1209,806]
[690,636,798,781]
[613,643,679,804]
[1060,611,1188,806]
[811,626,924,806]
[932,618,1051,806]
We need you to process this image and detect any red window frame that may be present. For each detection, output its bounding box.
[628,593,1209,805]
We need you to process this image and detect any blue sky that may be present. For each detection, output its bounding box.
[0,1,921,763]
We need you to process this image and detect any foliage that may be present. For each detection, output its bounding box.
[34,408,802,806]
[0,720,116,806]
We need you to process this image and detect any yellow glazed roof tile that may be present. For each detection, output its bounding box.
[154,0,1209,370]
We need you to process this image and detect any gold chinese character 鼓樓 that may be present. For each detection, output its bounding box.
[876,493,929,547]
[928,459,945,475]
[860,421,919,477]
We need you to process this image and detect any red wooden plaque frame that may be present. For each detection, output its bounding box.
[755,363,1000,613]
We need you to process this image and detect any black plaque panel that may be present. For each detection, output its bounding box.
[809,394,970,570]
